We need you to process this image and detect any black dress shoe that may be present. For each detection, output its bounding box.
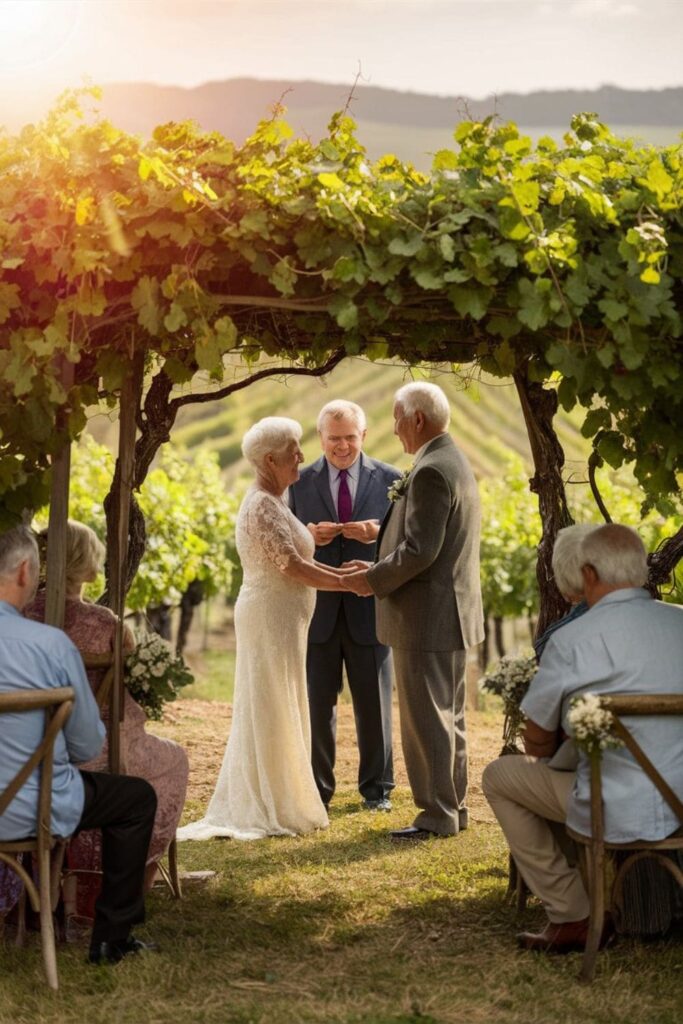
[88,935,159,965]
[390,825,443,842]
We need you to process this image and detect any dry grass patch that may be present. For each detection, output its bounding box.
[1,702,681,1024]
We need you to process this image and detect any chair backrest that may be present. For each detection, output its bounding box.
[0,688,75,848]
[600,694,683,826]
[81,652,115,712]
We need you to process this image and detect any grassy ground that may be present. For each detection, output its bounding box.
[1,688,681,1023]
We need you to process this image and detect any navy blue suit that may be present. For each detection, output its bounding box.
[289,452,399,804]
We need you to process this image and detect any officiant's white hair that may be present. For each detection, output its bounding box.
[242,417,302,468]
[394,382,450,430]
[316,400,366,433]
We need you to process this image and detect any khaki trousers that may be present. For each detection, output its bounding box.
[482,755,590,923]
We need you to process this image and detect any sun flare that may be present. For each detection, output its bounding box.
[0,0,82,72]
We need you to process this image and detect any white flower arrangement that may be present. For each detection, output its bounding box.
[124,631,194,720]
[480,653,537,752]
[387,468,412,503]
[567,693,624,756]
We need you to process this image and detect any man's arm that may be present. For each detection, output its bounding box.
[520,634,574,759]
[367,465,451,598]
[522,718,560,758]
[60,641,106,764]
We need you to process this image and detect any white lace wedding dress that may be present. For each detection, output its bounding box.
[177,486,329,840]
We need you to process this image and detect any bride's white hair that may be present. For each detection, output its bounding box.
[242,416,303,468]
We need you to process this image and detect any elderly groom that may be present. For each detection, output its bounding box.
[345,382,484,840]
[483,524,683,952]
[289,400,400,811]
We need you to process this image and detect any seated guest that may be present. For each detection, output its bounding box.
[0,525,157,964]
[26,521,189,922]
[483,524,683,952]
[532,523,598,661]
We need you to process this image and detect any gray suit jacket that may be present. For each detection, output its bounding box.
[368,434,484,652]
[289,452,400,645]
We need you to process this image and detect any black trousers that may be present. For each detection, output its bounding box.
[306,605,394,805]
[77,771,157,946]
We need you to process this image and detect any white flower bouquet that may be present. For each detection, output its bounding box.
[124,631,194,720]
[480,653,537,752]
[567,693,623,756]
[387,468,412,503]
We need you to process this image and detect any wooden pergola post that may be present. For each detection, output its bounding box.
[44,359,75,629]
[107,351,145,773]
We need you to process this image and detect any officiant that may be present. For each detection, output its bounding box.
[289,400,400,812]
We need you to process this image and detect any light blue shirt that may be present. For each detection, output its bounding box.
[326,456,360,514]
[521,589,683,842]
[0,601,105,840]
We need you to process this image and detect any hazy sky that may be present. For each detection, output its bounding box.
[1,0,681,119]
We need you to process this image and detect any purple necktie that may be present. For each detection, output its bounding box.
[337,469,353,523]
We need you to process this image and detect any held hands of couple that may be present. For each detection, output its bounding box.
[340,559,374,596]
[307,520,380,546]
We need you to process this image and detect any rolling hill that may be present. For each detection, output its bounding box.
[4,78,679,170]
[167,359,590,485]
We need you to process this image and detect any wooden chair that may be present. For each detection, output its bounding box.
[0,686,75,990]
[80,653,182,899]
[566,694,683,983]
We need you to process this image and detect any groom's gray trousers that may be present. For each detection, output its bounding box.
[391,647,468,835]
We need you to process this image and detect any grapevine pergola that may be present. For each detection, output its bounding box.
[1,92,682,764]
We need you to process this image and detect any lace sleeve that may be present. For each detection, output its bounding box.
[248,493,299,571]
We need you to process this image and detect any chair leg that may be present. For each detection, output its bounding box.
[38,844,58,990]
[168,837,182,899]
[507,854,528,912]
[580,839,605,984]
[157,839,183,899]
[50,843,67,912]
[15,881,27,948]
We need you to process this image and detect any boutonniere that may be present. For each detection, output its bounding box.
[387,467,413,503]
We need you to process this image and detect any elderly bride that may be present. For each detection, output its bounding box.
[178,417,352,841]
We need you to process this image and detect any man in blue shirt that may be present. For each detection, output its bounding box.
[483,524,683,953]
[0,525,158,964]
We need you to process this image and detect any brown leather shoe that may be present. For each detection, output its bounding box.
[517,915,615,954]
[517,917,589,953]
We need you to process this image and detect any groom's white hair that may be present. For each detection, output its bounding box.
[242,417,302,468]
[394,382,450,430]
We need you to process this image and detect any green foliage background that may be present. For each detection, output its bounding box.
[36,435,239,611]
[1,90,681,524]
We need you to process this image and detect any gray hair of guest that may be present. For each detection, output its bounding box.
[38,520,105,592]
[241,416,303,468]
[580,523,649,588]
[0,525,39,581]
[551,523,601,600]
[394,382,450,431]
[316,400,367,433]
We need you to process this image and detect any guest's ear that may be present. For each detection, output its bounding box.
[581,564,598,587]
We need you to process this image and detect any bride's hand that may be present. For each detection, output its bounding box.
[341,559,372,571]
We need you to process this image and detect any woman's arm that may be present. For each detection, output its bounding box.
[282,554,348,591]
